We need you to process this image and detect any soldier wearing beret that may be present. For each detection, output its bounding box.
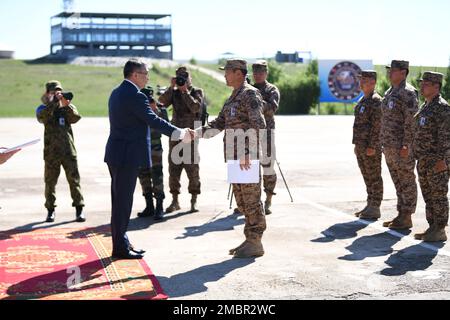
[196,59,267,258]
[381,60,419,230]
[353,71,384,220]
[159,67,204,214]
[413,72,450,242]
[252,60,281,216]
[36,80,86,223]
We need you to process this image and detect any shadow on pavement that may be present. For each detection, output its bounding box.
[311,220,375,243]
[338,230,411,261]
[380,242,445,276]
[157,258,256,298]
[176,213,244,240]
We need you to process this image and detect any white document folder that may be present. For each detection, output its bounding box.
[227,160,260,184]
[0,139,41,154]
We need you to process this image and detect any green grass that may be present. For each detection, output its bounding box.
[0,60,229,117]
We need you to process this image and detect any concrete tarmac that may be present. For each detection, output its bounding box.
[1,116,449,300]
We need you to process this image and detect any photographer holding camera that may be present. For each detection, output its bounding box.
[36,80,86,223]
[137,86,170,221]
[159,67,204,213]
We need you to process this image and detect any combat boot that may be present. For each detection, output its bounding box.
[154,198,165,221]
[190,195,199,213]
[76,206,86,223]
[387,213,413,230]
[166,195,181,213]
[233,237,265,259]
[265,194,273,216]
[414,225,435,240]
[422,227,447,242]
[46,209,55,223]
[354,205,369,217]
[229,240,249,255]
[138,195,155,218]
[359,207,381,220]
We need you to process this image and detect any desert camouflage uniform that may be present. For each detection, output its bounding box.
[414,94,450,228]
[159,85,204,196]
[353,90,384,208]
[36,95,84,210]
[138,107,169,201]
[254,81,280,196]
[381,79,419,214]
[202,82,267,242]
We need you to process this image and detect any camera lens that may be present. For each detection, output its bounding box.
[176,76,187,87]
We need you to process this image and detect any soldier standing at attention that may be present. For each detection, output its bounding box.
[137,87,170,221]
[196,59,267,258]
[251,60,280,216]
[159,67,204,214]
[381,60,419,230]
[413,72,450,242]
[353,71,384,220]
[36,81,86,223]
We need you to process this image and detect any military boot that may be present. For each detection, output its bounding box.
[422,227,447,242]
[354,205,369,217]
[387,213,413,230]
[229,240,249,256]
[190,195,199,213]
[154,198,165,221]
[265,194,273,216]
[46,209,55,223]
[76,206,86,223]
[138,195,155,218]
[233,237,265,259]
[166,195,181,213]
[359,206,381,220]
[414,225,435,240]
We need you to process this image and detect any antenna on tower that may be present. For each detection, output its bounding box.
[63,0,75,12]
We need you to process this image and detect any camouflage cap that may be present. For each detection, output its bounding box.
[219,59,248,71]
[386,60,409,70]
[419,71,444,84]
[46,80,63,92]
[358,70,377,80]
[252,60,268,73]
[176,66,189,77]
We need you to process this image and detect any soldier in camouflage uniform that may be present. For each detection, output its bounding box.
[381,60,419,230]
[196,59,267,258]
[413,72,450,242]
[252,60,280,216]
[137,88,170,221]
[159,67,204,213]
[36,81,85,223]
[353,71,384,220]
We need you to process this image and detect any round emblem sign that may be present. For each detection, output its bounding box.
[328,61,362,101]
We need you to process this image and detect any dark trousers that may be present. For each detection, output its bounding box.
[108,164,139,254]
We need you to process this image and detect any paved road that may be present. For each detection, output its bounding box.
[1,116,449,300]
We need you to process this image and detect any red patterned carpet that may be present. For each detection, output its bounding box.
[0,228,168,300]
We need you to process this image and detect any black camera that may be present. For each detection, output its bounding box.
[61,92,74,101]
[175,75,187,87]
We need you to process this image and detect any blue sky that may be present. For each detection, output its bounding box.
[1,0,449,66]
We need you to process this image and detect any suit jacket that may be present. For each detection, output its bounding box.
[105,80,180,168]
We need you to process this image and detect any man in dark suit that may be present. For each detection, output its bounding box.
[105,59,194,260]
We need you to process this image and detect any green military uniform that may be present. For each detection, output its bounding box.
[138,107,169,201]
[413,72,450,242]
[36,81,85,213]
